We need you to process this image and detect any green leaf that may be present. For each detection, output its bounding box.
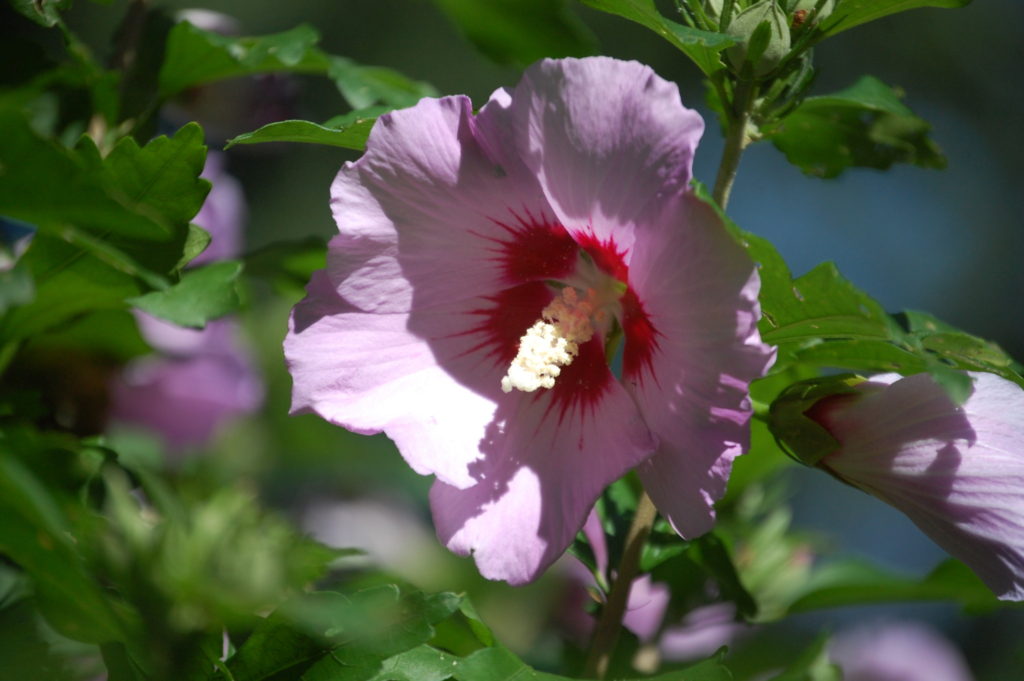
[328,58,437,110]
[160,22,436,111]
[100,642,150,681]
[175,223,212,272]
[223,588,465,681]
[226,111,387,152]
[242,236,327,292]
[691,533,758,620]
[705,195,1023,393]
[792,339,928,374]
[9,0,71,27]
[159,22,330,97]
[428,598,495,656]
[748,252,894,346]
[925,363,974,405]
[0,262,34,315]
[303,645,459,681]
[431,0,597,66]
[821,0,973,37]
[26,309,150,362]
[579,0,733,76]
[96,122,210,233]
[0,114,208,337]
[452,646,733,681]
[223,615,326,681]
[127,260,242,328]
[767,76,946,178]
[1,232,143,340]
[895,310,1024,390]
[786,558,1008,615]
[0,448,125,644]
[0,111,196,255]
[766,633,840,681]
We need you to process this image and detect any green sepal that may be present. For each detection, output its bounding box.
[767,374,867,466]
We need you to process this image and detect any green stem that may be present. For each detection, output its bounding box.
[711,80,757,211]
[582,492,658,679]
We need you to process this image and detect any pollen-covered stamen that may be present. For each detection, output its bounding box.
[501,287,599,393]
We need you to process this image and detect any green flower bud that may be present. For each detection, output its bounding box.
[767,374,867,466]
[725,0,792,78]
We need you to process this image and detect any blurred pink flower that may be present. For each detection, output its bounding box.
[562,510,670,644]
[286,57,772,584]
[566,510,745,658]
[829,621,975,681]
[111,317,263,450]
[190,152,246,265]
[110,152,262,451]
[807,371,1024,600]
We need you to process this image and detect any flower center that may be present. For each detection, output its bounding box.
[501,285,615,393]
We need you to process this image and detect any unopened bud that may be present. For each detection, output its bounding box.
[725,0,792,78]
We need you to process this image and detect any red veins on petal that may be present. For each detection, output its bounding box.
[548,338,615,424]
[621,288,659,382]
[482,211,578,284]
[573,230,629,282]
[461,281,553,366]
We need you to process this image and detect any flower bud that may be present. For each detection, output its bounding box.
[767,374,866,466]
[725,0,792,77]
[775,371,1024,602]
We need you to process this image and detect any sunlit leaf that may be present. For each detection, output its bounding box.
[127,260,242,328]
[579,0,733,75]
[159,22,329,97]
[226,110,387,152]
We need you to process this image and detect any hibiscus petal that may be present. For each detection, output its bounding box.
[510,57,704,252]
[430,361,656,584]
[812,371,1024,601]
[286,270,499,489]
[625,194,773,538]
[329,95,561,314]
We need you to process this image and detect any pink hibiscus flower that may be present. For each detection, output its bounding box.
[807,371,1024,600]
[285,57,773,584]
